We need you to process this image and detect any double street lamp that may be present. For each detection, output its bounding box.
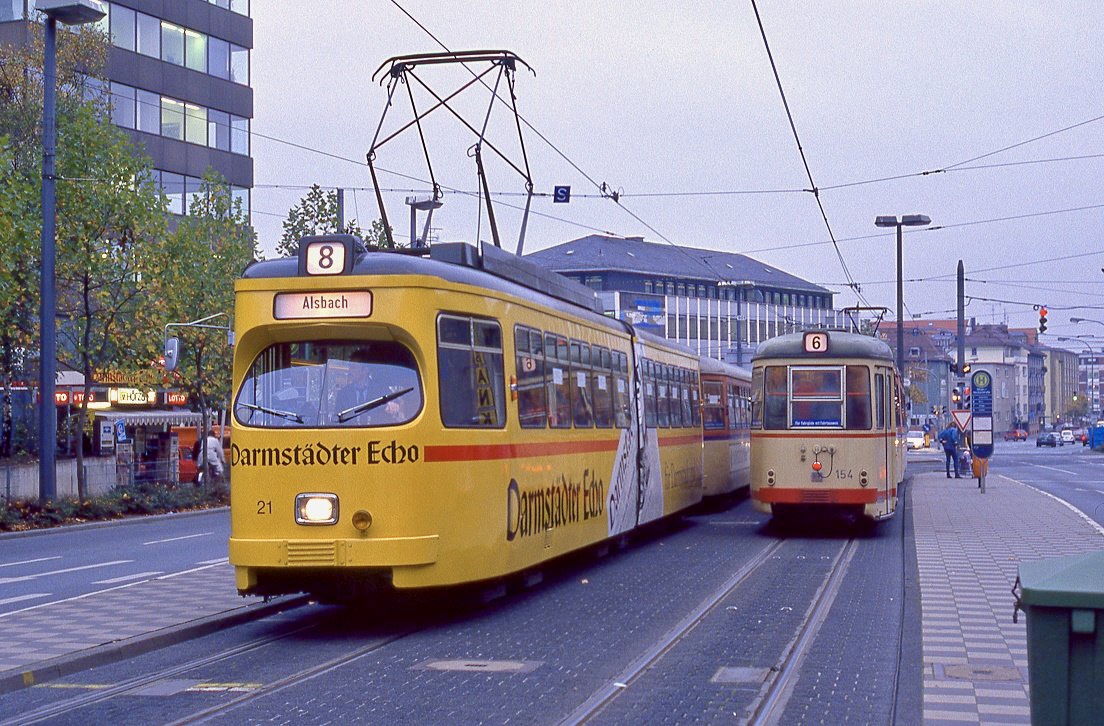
[35,0,106,501]
[1057,335,1099,420]
[875,214,932,375]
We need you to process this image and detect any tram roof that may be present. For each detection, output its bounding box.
[752,330,894,362]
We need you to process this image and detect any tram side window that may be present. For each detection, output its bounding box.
[515,326,546,428]
[437,315,506,428]
[643,360,658,427]
[690,371,701,427]
[726,384,738,430]
[678,370,691,427]
[546,333,571,428]
[613,351,631,428]
[845,365,872,430]
[703,381,726,430]
[789,367,843,428]
[570,341,594,427]
[874,373,886,430]
[592,346,613,428]
[656,365,671,428]
[751,367,765,429]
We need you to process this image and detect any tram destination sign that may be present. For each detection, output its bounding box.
[970,369,994,459]
[274,291,372,320]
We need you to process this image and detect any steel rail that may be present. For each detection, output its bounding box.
[748,538,860,725]
[557,539,787,725]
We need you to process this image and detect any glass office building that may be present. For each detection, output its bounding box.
[1,0,253,218]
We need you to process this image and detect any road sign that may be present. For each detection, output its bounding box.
[553,185,571,203]
[952,410,972,431]
[970,369,994,459]
[114,419,127,443]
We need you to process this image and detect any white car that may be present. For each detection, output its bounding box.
[1060,429,1075,444]
[906,430,927,450]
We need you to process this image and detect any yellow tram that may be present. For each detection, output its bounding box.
[749,330,906,522]
[228,235,712,598]
[699,356,752,497]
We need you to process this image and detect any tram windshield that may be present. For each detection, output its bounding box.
[234,340,422,428]
[754,364,872,430]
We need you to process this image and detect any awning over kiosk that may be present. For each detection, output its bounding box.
[95,409,203,427]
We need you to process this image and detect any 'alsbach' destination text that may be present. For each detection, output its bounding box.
[303,294,349,310]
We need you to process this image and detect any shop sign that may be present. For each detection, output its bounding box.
[115,387,153,405]
[164,391,188,406]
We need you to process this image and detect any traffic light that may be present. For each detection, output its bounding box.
[951,386,961,405]
[961,363,971,374]
[962,386,971,409]
[1039,306,1048,334]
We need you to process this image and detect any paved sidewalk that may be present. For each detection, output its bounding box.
[912,467,1104,724]
[0,563,291,694]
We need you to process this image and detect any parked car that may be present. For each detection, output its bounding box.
[1060,429,1076,444]
[1036,432,1060,447]
[1003,429,1028,441]
[906,430,927,450]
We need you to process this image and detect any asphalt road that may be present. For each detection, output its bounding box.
[0,509,229,617]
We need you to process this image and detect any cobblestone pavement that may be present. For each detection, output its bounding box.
[912,469,1104,724]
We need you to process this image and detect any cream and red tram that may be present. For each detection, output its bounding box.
[749,330,906,521]
[228,235,711,598]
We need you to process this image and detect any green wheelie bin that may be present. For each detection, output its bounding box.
[1015,550,1104,725]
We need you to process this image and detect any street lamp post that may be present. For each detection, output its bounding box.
[875,214,932,375]
[35,0,106,501]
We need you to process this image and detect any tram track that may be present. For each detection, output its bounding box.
[562,535,860,725]
[3,602,320,726]
[747,538,859,725]
[559,538,787,724]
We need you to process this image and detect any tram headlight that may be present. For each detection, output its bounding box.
[295,493,339,525]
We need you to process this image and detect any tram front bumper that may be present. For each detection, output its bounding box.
[230,534,439,571]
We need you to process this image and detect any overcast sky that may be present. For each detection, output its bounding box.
[251,2,1104,348]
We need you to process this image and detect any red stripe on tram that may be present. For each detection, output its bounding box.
[423,439,619,463]
[751,431,898,440]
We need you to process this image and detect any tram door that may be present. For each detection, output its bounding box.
[875,367,892,504]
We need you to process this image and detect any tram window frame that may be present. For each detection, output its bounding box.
[613,351,631,428]
[789,366,844,429]
[656,364,671,428]
[751,367,766,429]
[592,345,613,428]
[514,325,547,429]
[437,314,506,429]
[845,365,872,430]
[703,380,726,430]
[875,372,886,430]
[643,360,658,427]
[545,333,571,428]
[570,340,594,428]
[726,383,738,430]
[690,371,701,427]
[682,369,694,426]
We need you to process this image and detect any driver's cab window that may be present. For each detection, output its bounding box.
[234,340,422,428]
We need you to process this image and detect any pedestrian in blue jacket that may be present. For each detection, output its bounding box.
[938,424,961,478]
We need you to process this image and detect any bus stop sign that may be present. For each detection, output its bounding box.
[970,369,994,459]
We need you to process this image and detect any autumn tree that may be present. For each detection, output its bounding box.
[142,171,255,486]
[275,185,393,256]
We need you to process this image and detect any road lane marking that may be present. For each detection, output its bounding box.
[92,571,164,585]
[0,557,62,569]
[1030,464,1078,476]
[0,560,132,585]
[143,532,213,545]
[156,561,228,580]
[0,593,50,606]
[197,557,229,565]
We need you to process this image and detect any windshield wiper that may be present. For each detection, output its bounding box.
[237,401,304,423]
[338,387,414,423]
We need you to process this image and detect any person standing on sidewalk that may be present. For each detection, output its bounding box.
[938,423,962,478]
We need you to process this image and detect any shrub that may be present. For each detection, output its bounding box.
[0,482,228,532]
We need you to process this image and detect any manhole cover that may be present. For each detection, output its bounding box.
[942,664,1022,682]
[712,666,769,684]
[415,659,541,673]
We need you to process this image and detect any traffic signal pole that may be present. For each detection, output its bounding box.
[957,260,965,374]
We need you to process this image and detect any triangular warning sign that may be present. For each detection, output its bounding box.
[951,410,972,431]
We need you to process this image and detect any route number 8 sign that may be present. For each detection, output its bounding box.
[803,332,829,354]
[304,241,345,276]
